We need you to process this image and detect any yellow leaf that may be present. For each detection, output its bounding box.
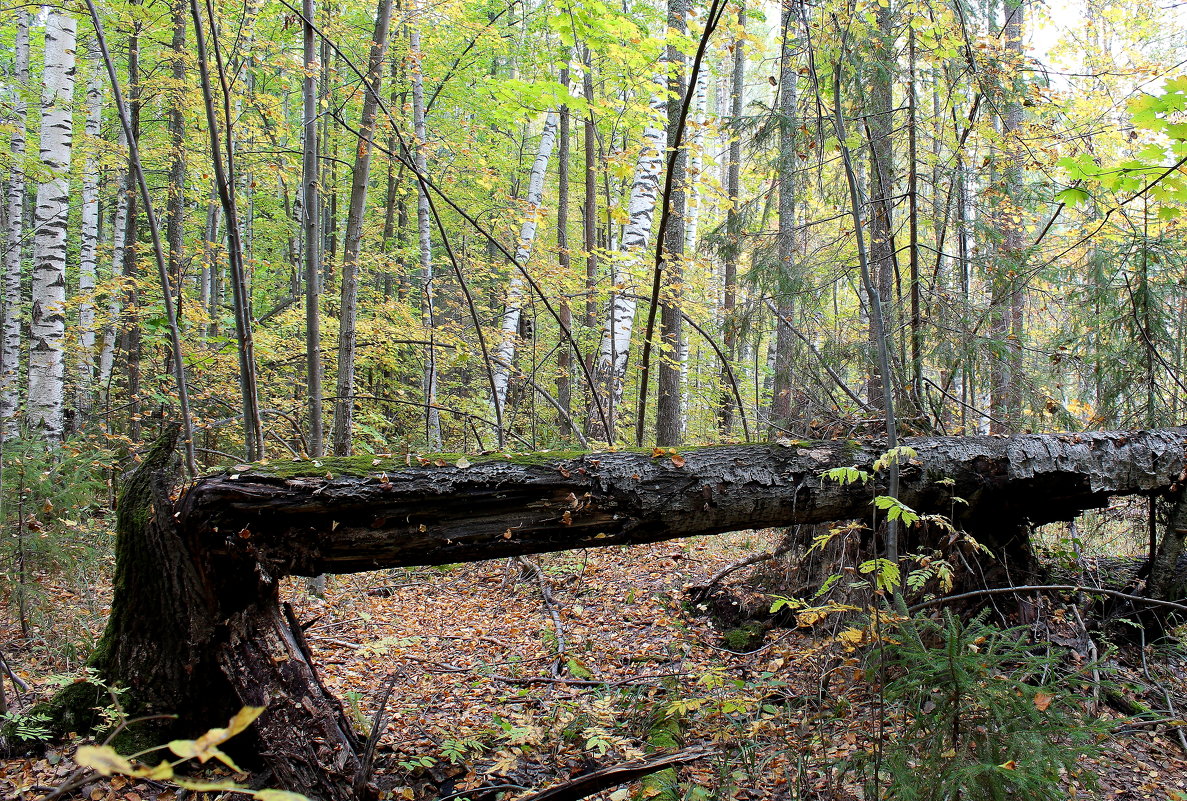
[75,745,133,776]
[1033,692,1053,711]
[130,761,175,780]
[170,706,265,763]
[173,779,242,792]
[940,749,956,759]
[253,790,313,801]
[998,760,1017,770]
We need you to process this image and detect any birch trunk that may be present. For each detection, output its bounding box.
[683,74,707,254]
[556,64,573,426]
[490,112,559,422]
[410,22,441,447]
[586,90,666,442]
[78,38,103,416]
[331,0,394,455]
[1,10,30,437]
[28,12,77,442]
[98,137,129,393]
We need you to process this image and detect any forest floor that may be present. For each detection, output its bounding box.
[2,530,1186,800]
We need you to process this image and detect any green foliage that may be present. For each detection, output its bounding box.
[858,612,1106,801]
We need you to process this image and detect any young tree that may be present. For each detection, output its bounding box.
[332,0,395,456]
[491,112,559,426]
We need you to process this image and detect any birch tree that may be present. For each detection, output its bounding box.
[78,39,104,414]
[1,9,30,436]
[28,11,77,442]
[490,112,559,423]
[410,21,441,447]
[587,90,666,442]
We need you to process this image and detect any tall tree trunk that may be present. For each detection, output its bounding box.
[78,39,103,419]
[586,90,665,442]
[409,21,441,447]
[491,113,560,425]
[28,11,77,443]
[332,0,394,456]
[302,0,324,457]
[166,0,188,324]
[190,0,265,460]
[557,64,574,429]
[718,9,745,436]
[655,0,689,447]
[865,0,896,415]
[769,2,800,433]
[906,26,922,413]
[1,10,30,437]
[581,45,601,428]
[98,136,130,395]
[120,14,143,444]
[990,0,1026,433]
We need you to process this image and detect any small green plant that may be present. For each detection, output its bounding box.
[858,611,1106,801]
[1,709,53,741]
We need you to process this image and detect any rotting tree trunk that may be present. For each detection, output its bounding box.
[58,426,1187,800]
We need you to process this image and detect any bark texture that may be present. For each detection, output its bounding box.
[29,12,77,442]
[1,10,30,436]
[183,428,1187,575]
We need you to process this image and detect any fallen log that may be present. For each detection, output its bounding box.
[44,427,1187,801]
[185,428,1187,574]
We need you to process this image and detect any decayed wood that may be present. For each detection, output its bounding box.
[179,427,1187,576]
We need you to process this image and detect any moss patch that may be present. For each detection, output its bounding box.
[722,621,769,651]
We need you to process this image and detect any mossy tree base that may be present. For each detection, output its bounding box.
[49,430,363,801]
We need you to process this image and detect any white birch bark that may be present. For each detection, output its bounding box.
[490,112,559,419]
[1,10,30,436]
[588,89,665,436]
[98,131,129,393]
[410,23,441,447]
[28,11,77,442]
[78,38,103,411]
[684,73,707,254]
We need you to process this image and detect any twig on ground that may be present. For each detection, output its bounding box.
[354,671,402,797]
[907,585,1187,616]
[515,746,714,801]
[516,556,568,675]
